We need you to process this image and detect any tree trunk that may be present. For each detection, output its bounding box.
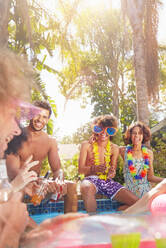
[132,27,149,125]
[125,0,150,126]
[112,80,119,120]
[0,0,11,48]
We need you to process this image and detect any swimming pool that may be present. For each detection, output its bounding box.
[27,200,165,248]
[28,198,121,224]
[31,210,119,224]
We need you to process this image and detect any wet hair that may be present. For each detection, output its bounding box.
[33,100,52,118]
[124,121,151,145]
[0,49,36,104]
[5,126,28,155]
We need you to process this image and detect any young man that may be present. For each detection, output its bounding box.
[79,114,139,213]
[6,100,77,213]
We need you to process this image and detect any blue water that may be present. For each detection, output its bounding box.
[31,210,117,224]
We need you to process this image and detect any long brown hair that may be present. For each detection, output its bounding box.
[124,121,151,145]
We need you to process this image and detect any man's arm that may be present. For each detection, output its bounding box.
[147,149,164,183]
[78,141,91,176]
[6,154,21,181]
[108,144,119,179]
[48,138,61,179]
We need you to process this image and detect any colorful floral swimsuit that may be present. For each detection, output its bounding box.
[83,176,124,200]
[123,148,151,198]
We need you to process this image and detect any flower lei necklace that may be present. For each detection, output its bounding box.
[127,145,150,180]
[93,140,111,180]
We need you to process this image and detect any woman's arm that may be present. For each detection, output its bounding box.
[147,149,164,183]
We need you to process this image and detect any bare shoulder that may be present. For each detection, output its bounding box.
[111,143,119,152]
[119,146,126,155]
[48,136,58,147]
[80,140,90,149]
[147,147,153,158]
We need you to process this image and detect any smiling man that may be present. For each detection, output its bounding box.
[79,114,139,213]
[6,101,61,179]
[6,100,77,213]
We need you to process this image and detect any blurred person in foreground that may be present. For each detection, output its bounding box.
[0,49,85,248]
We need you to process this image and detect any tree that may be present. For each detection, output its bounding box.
[121,0,160,125]
[70,6,134,120]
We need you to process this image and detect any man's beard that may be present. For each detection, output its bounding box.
[29,119,43,132]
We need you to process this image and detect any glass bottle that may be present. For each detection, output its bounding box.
[51,169,63,201]
[31,171,50,206]
[0,159,12,203]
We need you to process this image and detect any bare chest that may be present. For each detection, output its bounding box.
[19,136,50,163]
[87,145,110,165]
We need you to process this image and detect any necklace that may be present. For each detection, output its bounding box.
[93,140,111,180]
[127,145,150,180]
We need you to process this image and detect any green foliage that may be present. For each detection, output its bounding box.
[114,155,124,185]
[119,80,137,132]
[71,122,92,144]
[151,127,166,177]
[61,135,73,144]
[61,154,79,181]
[40,157,51,177]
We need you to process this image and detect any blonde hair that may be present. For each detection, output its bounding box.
[0,49,35,103]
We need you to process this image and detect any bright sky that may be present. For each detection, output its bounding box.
[40,0,166,141]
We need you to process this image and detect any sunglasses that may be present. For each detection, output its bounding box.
[93,125,117,136]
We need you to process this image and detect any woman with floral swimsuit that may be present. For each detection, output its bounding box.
[120,121,163,199]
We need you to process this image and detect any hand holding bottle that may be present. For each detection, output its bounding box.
[11,155,38,193]
[50,169,65,201]
[30,171,50,206]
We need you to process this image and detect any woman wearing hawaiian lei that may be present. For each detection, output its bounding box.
[79,114,139,214]
[120,121,164,199]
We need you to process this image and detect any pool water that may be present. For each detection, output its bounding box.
[31,210,118,224]
[28,199,122,224]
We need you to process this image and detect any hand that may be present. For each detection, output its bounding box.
[107,168,116,179]
[11,155,38,193]
[91,164,106,174]
[0,192,28,248]
[46,179,66,195]
[23,181,40,197]
[88,134,96,144]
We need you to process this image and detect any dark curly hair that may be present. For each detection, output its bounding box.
[5,126,28,155]
[33,100,52,118]
[92,114,118,141]
[92,114,118,128]
[124,121,151,145]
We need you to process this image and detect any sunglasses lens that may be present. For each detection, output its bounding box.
[93,125,103,133]
[106,127,117,136]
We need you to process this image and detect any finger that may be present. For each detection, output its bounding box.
[24,177,38,186]
[24,155,33,165]
[24,170,38,179]
[24,161,39,172]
